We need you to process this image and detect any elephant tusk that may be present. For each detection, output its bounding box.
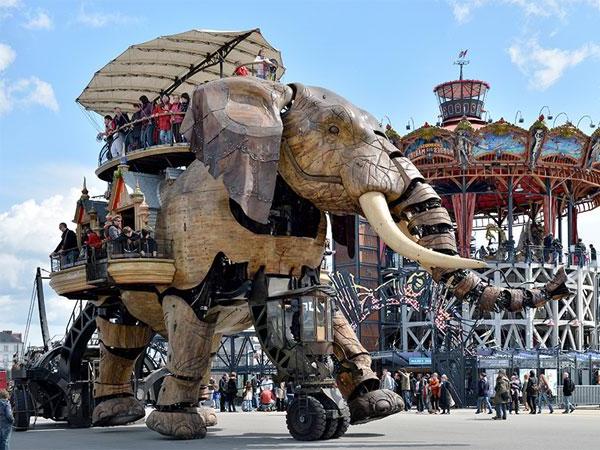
[359,192,487,271]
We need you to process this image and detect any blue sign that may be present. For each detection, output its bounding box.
[408,357,431,366]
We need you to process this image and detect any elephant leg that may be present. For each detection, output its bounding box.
[391,180,569,312]
[332,311,403,424]
[92,311,152,426]
[146,295,215,440]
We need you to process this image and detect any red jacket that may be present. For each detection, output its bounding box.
[154,103,172,130]
[85,232,102,249]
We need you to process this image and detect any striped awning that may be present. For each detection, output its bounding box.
[76,28,285,116]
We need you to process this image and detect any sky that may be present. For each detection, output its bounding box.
[1,0,600,347]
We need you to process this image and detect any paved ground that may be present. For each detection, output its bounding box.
[11,407,600,450]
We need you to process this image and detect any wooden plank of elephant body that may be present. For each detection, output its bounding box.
[156,160,326,289]
[107,258,176,285]
[203,301,254,335]
[96,316,152,348]
[120,290,168,337]
[49,264,94,295]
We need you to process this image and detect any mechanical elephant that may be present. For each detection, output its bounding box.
[92,76,568,439]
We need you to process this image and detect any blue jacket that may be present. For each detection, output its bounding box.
[477,377,490,397]
[0,399,14,427]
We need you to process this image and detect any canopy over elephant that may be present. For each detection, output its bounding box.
[91,76,568,439]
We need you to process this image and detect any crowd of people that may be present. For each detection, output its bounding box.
[97,93,191,160]
[475,234,596,268]
[97,49,280,162]
[378,368,578,421]
[50,216,158,269]
[203,373,290,413]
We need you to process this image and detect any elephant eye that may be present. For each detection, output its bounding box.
[328,125,340,134]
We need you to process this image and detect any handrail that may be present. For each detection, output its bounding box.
[232,60,281,81]
[50,238,174,272]
[97,110,189,166]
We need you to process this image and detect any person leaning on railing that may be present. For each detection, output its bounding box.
[139,228,158,257]
[140,95,154,148]
[154,94,172,145]
[170,94,184,144]
[50,222,79,267]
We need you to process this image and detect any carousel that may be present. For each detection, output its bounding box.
[396,56,600,353]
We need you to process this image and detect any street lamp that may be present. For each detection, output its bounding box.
[380,115,392,128]
[406,117,415,131]
[539,106,553,121]
[552,112,570,128]
[576,115,596,129]
[514,110,524,124]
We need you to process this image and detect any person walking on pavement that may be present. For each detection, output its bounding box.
[399,369,412,411]
[527,370,539,414]
[381,369,396,392]
[439,374,453,414]
[522,373,529,412]
[509,373,521,414]
[493,370,510,420]
[562,372,576,413]
[227,372,238,412]
[414,373,424,413]
[218,373,228,412]
[475,372,493,414]
[0,389,14,450]
[537,370,554,414]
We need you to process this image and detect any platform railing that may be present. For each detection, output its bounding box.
[97,111,188,167]
[50,238,173,272]
[232,61,280,81]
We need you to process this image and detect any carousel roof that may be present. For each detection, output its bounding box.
[433,79,490,99]
[76,28,285,116]
[398,119,600,213]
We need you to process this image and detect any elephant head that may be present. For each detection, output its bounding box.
[182,76,482,272]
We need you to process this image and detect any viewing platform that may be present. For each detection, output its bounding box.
[96,142,194,181]
[49,242,175,299]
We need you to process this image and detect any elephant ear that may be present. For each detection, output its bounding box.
[182,77,293,224]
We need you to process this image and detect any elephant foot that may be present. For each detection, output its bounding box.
[198,406,217,427]
[146,409,207,440]
[348,389,404,425]
[92,396,145,426]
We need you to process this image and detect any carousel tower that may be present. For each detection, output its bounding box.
[395,55,600,353]
[434,51,490,128]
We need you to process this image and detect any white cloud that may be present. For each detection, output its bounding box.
[508,39,600,89]
[0,180,104,347]
[23,10,52,30]
[76,4,139,28]
[0,0,20,7]
[0,76,59,114]
[0,42,15,71]
[447,0,596,24]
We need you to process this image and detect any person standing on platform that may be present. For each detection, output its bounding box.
[51,222,79,266]
[590,244,597,268]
